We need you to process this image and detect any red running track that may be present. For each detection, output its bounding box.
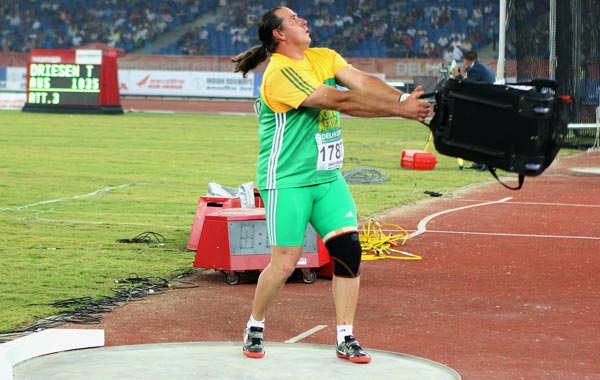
[63,146,600,379]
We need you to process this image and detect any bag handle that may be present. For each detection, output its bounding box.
[488,167,525,190]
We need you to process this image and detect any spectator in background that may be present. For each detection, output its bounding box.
[438,34,448,50]
[487,22,496,51]
[443,46,453,61]
[0,0,197,53]
[451,41,464,61]
[231,30,243,45]
[1,0,499,58]
[451,50,495,83]
[461,39,472,52]
[198,26,208,41]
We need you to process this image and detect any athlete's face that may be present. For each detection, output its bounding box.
[275,7,311,46]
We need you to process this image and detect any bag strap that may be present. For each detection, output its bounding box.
[488,167,525,190]
[422,119,526,190]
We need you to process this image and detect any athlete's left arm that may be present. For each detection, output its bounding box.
[335,66,405,102]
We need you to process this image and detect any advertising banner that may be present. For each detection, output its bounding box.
[119,70,256,98]
[0,92,26,110]
[0,67,27,91]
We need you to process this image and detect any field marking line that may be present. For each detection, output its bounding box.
[425,229,600,241]
[1,184,140,211]
[506,200,600,208]
[285,325,328,344]
[24,215,182,229]
[385,196,600,240]
[409,197,513,239]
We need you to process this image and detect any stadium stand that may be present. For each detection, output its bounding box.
[0,0,219,53]
[1,0,498,59]
[175,0,499,58]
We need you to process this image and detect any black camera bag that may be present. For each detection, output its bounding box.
[427,78,569,189]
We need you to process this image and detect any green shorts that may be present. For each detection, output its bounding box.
[260,176,357,246]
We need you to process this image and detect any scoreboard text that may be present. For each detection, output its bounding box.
[23,48,123,114]
[27,63,101,105]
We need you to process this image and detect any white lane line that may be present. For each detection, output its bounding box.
[380,228,599,241]
[426,229,600,241]
[505,200,600,208]
[1,184,140,211]
[409,197,513,239]
[25,215,181,229]
[285,325,328,344]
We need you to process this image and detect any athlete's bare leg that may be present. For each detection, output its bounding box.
[332,275,360,325]
[250,246,303,321]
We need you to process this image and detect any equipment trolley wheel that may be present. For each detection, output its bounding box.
[245,270,260,278]
[301,269,317,284]
[223,271,241,285]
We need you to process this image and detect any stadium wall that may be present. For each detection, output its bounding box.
[0,52,500,81]
[1,52,502,110]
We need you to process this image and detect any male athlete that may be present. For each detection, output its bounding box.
[232,6,430,363]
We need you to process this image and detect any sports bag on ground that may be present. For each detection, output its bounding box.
[426,78,569,189]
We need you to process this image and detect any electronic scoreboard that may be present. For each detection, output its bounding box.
[22,49,123,114]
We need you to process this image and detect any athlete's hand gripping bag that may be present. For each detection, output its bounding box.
[426,78,569,189]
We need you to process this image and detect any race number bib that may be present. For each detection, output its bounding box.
[315,129,344,171]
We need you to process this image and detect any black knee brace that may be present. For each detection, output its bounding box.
[325,232,362,278]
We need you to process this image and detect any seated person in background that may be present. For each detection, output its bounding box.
[451,50,496,170]
[451,50,495,83]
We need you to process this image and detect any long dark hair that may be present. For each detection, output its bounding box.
[232,7,284,78]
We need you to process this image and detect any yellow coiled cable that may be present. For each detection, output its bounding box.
[359,219,421,261]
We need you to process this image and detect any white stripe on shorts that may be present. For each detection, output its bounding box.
[266,113,286,189]
[266,188,278,245]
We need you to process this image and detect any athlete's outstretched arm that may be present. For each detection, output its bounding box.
[335,66,405,102]
[301,82,430,121]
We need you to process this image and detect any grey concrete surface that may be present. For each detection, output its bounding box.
[14,342,460,379]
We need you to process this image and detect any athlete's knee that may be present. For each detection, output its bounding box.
[325,232,362,278]
[269,246,303,279]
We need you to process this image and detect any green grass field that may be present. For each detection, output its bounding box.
[0,109,516,333]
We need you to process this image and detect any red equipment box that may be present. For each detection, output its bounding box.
[401,149,437,170]
[187,196,242,251]
[193,208,330,284]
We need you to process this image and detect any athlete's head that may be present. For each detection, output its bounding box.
[258,7,286,53]
[232,7,310,78]
[260,7,311,52]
